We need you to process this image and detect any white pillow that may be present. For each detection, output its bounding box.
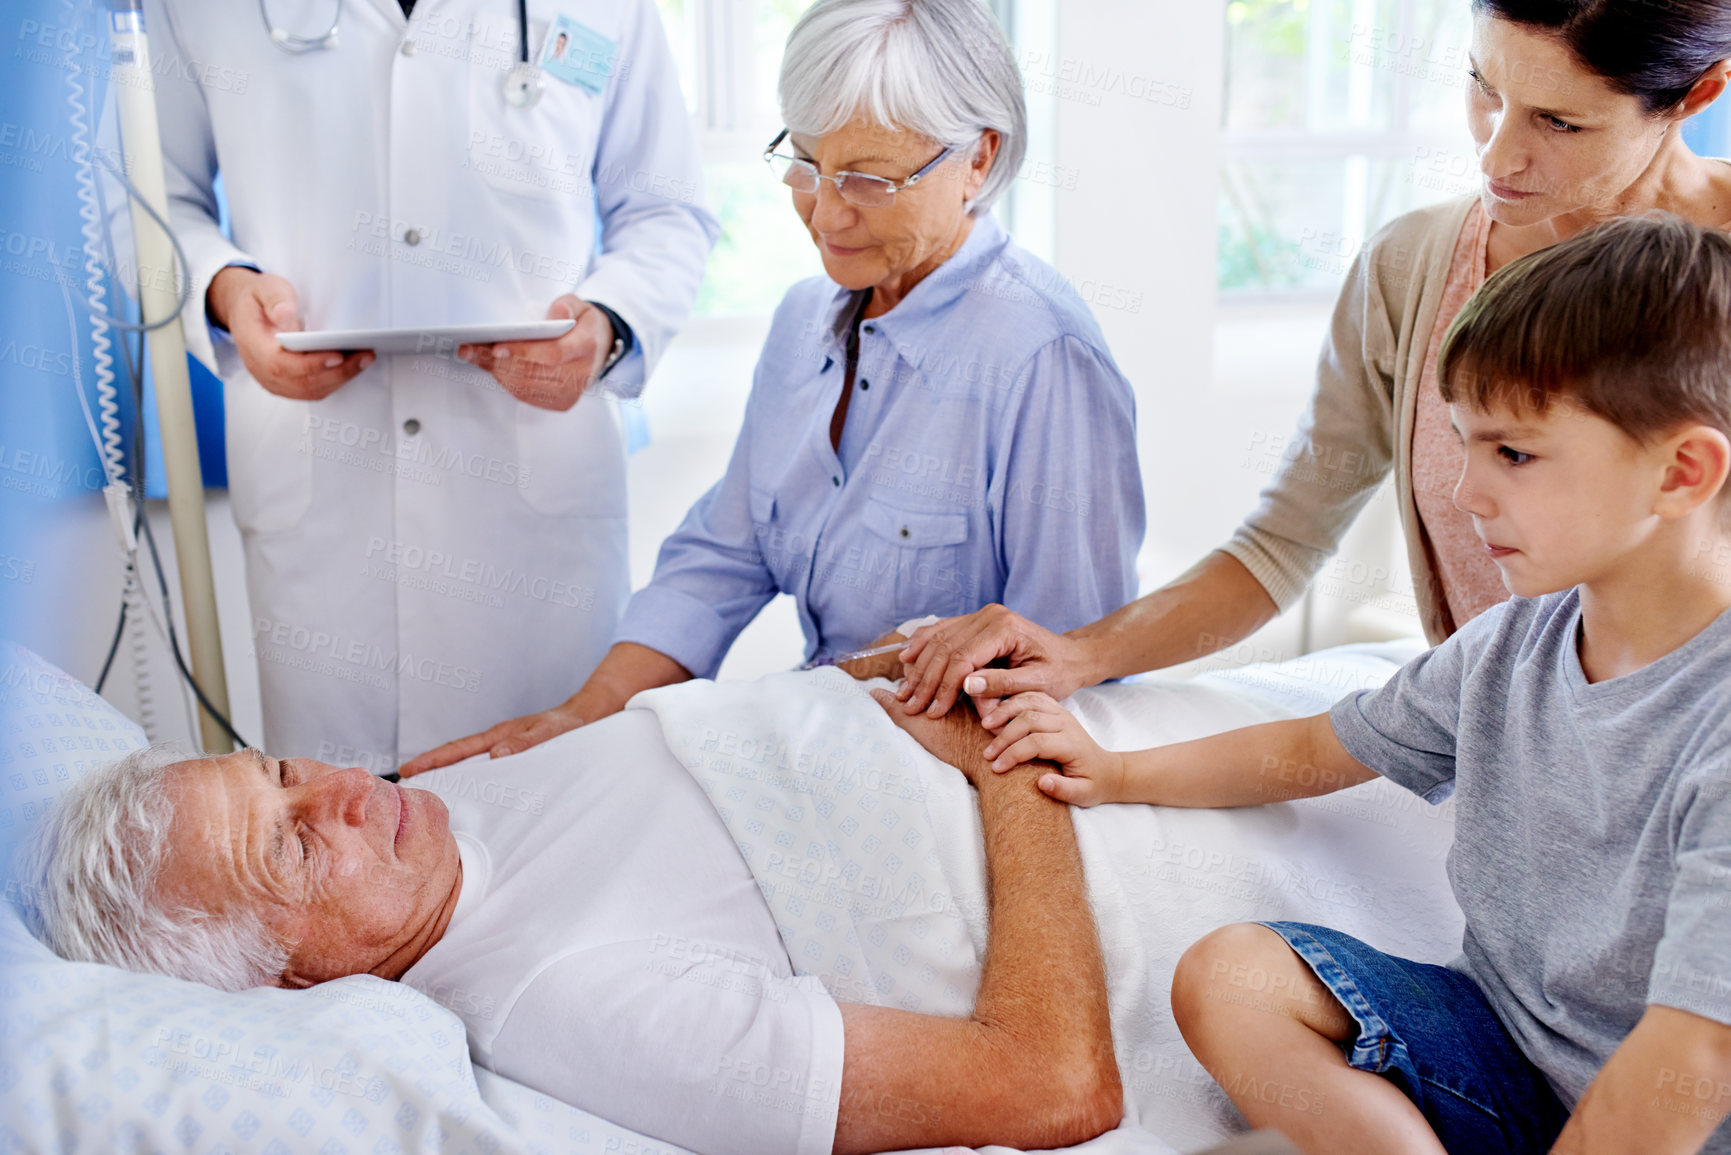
[0,641,147,870]
[0,641,686,1155]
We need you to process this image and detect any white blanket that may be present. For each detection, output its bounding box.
[632,642,1462,1154]
[2,639,1455,1155]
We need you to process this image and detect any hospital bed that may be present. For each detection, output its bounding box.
[0,637,1460,1153]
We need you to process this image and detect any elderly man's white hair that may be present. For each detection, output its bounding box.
[779,0,1028,214]
[21,744,289,992]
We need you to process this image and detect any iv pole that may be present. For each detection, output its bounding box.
[106,0,234,753]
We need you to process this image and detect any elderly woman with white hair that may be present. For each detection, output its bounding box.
[403,0,1146,775]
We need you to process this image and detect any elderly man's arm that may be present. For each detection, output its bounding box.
[829,695,1122,1153]
[833,632,913,681]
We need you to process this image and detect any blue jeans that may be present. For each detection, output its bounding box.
[1259,921,1569,1154]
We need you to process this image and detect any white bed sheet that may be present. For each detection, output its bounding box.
[2,638,1457,1154]
[631,639,1461,1154]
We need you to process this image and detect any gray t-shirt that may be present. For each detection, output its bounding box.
[1331,588,1731,1112]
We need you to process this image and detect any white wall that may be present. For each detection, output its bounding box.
[1043,0,1415,662]
[1051,0,1227,570]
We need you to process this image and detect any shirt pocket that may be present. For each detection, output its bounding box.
[859,498,972,621]
[749,486,777,525]
[749,485,800,586]
[463,9,602,206]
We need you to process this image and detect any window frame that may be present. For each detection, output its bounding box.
[1217,0,1475,305]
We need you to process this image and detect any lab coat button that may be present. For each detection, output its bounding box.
[403,228,422,246]
[403,419,421,435]
[400,39,417,56]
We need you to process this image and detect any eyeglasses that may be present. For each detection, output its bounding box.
[762,129,955,208]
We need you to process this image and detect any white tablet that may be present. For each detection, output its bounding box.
[277,320,574,355]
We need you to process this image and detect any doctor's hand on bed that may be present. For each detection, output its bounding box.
[895,605,1089,720]
[456,294,614,412]
[978,692,1125,807]
[208,267,375,401]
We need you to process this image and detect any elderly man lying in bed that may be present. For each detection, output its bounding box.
[22,694,1120,1155]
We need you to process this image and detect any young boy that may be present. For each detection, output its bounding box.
[972,215,1731,1154]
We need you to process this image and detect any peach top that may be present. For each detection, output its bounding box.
[1409,201,1510,636]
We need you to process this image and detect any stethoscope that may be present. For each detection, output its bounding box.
[259,0,544,107]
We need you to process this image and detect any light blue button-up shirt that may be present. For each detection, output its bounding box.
[616,213,1145,677]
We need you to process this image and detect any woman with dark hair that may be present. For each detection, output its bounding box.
[895,0,1731,717]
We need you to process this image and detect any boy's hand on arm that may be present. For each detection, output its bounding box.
[1143,712,1377,808]
[1551,1005,1731,1155]
[976,693,1126,807]
[1001,711,1378,810]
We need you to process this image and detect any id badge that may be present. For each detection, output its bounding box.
[539,14,617,96]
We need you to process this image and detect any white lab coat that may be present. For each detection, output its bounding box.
[148,0,718,768]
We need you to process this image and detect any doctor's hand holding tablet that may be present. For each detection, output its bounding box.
[239,265,623,412]
[209,266,374,402]
[452,293,623,412]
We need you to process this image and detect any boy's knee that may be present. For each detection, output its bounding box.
[1172,923,1281,1034]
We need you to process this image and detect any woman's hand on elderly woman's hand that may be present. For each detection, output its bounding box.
[895,605,1090,719]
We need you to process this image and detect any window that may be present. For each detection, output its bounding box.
[653,0,825,318]
[1217,0,1477,299]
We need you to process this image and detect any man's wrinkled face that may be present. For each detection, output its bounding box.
[155,750,462,987]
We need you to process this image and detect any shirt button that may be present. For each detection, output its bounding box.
[403,228,421,246]
[862,324,875,334]
[832,476,840,487]
[859,378,869,391]
[899,526,910,539]
[403,418,421,435]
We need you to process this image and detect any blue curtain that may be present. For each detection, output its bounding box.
[1,0,115,644]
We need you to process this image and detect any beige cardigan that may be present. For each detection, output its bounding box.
[1220,196,1478,644]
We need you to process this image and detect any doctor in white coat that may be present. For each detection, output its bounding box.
[149,0,718,770]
